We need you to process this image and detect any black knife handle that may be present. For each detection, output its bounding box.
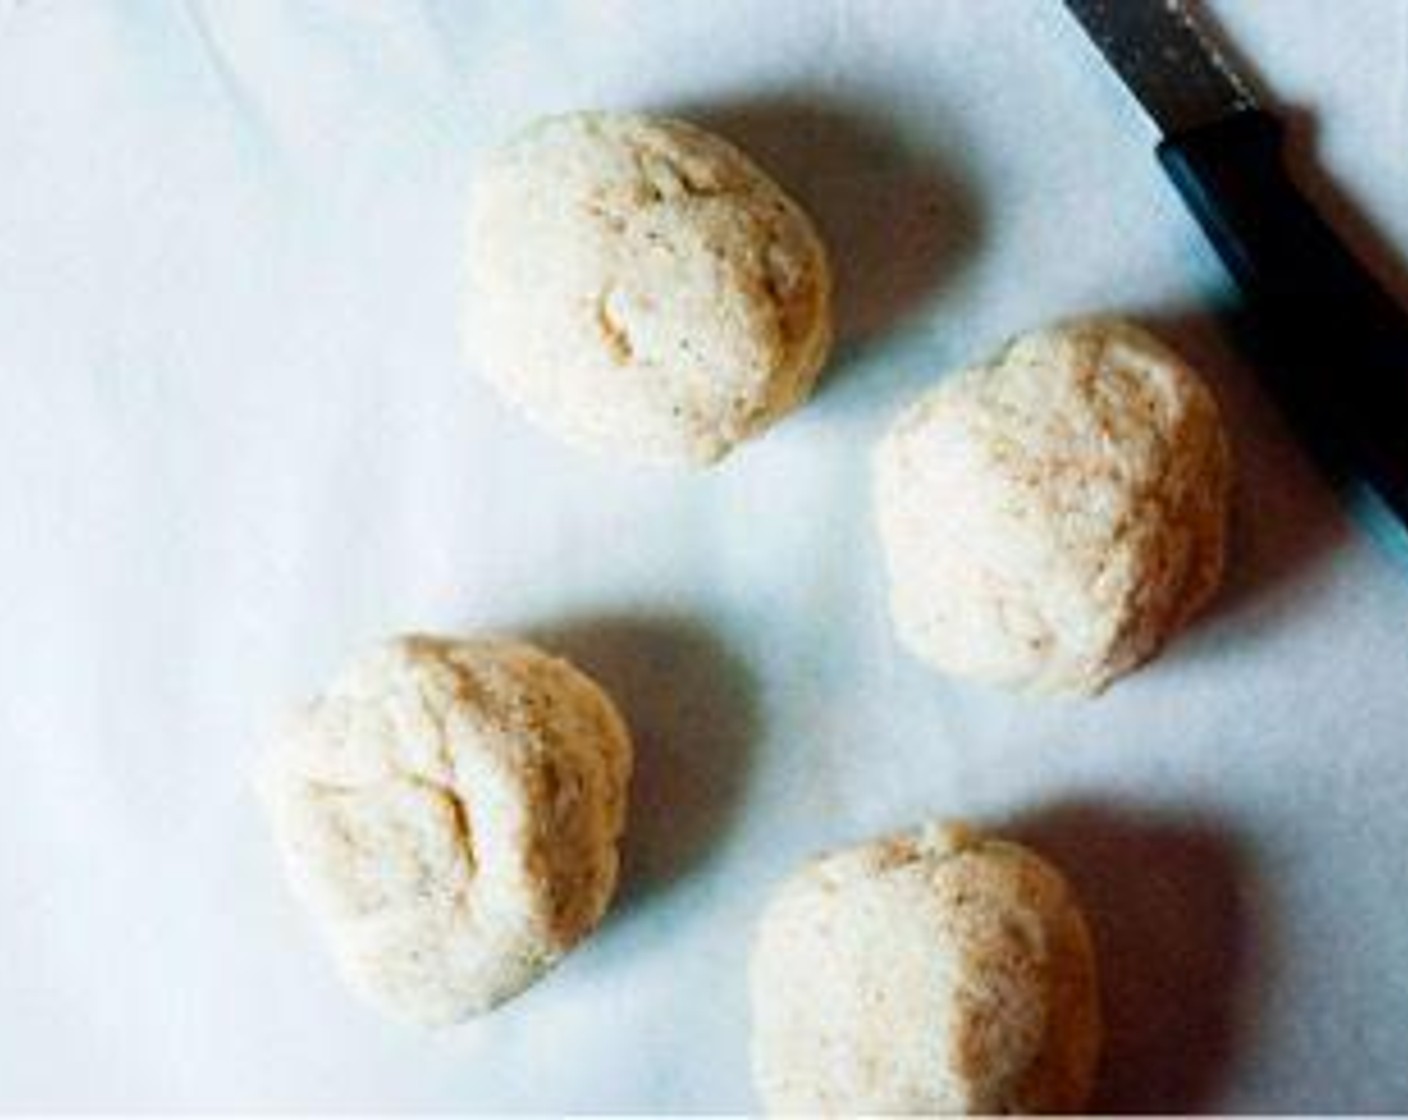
[1157,108,1408,526]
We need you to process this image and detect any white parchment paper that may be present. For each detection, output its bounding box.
[3,0,1408,1110]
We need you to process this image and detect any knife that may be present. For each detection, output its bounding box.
[1062,0,1408,544]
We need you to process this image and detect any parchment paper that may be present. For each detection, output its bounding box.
[3,0,1408,1110]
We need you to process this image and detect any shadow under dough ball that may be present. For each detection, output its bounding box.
[256,634,632,1025]
[874,317,1232,696]
[750,822,1101,1114]
[465,111,833,467]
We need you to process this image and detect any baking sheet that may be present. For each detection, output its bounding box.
[3,0,1408,1110]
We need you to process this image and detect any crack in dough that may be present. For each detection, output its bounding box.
[595,288,635,365]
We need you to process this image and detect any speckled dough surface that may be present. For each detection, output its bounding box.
[874,317,1231,696]
[465,111,833,466]
[256,635,632,1025]
[750,823,1101,1114]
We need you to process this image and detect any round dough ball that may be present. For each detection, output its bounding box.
[875,317,1231,696]
[465,111,832,466]
[751,823,1101,1115]
[256,634,632,1025]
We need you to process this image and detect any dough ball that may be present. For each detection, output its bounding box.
[465,111,832,466]
[875,317,1231,696]
[257,634,632,1025]
[751,823,1101,1115]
